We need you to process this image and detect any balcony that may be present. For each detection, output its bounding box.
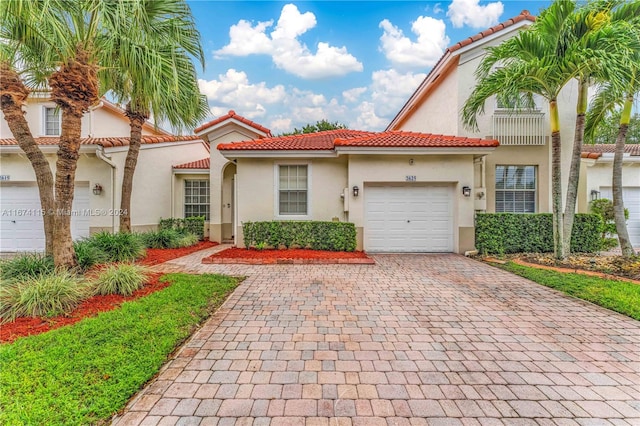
[492,110,546,145]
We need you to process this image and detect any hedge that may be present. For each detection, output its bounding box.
[242,221,357,252]
[159,216,205,240]
[475,213,603,255]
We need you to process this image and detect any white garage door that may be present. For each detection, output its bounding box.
[600,187,640,246]
[365,184,454,252]
[0,183,91,252]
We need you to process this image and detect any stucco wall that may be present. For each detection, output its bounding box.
[580,160,640,212]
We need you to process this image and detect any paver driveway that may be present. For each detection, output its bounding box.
[113,252,640,426]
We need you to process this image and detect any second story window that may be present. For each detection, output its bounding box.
[44,107,60,136]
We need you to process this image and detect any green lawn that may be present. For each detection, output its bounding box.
[0,273,238,426]
[500,262,640,320]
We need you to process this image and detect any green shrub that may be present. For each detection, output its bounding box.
[0,253,55,281]
[0,272,89,322]
[475,213,603,255]
[243,221,357,252]
[589,198,629,247]
[89,232,146,262]
[141,229,182,249]
[159,217,205,240]
[173,233,199,248]
[73,240,109,271]
[93,264,150,296]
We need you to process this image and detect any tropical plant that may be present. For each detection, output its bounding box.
[89,232,146,262]
[92,263,149,296]
[173,233,199,248]
[280,119,347,136]
[0,272,89,323]
[73,239,109,272]
[102,0,208,232]
[0,253,55,281]
[140,229,183,249]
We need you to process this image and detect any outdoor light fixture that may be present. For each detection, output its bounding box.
[462,186,471,197]
[590,189,600,201]
[353,185,359,197]
[93,183,103,195]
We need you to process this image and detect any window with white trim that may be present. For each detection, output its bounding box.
[184,180,210,220]
[278,165,308,215]
[495,165,536,213]
[44,107,60,136]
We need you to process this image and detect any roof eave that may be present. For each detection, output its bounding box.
[334,146,498,155]
[219,149,338,158]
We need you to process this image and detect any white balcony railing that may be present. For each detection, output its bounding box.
[492,111,546,145]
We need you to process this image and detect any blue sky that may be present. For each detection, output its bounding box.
[189,1,551,133]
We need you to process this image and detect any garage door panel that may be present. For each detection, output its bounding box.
[600,187,640,247]
[365,184,454,252]
[1,184,90,252]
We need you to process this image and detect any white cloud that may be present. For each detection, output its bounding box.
[370,69,426,118]
[433,3,444,14]
[198,69,286,118]
[215,4,362,79]
[342,87,367,104]
[447,0,504,29]
[352,101,388,130]
[269,117,293,133]
[379,16,449,69]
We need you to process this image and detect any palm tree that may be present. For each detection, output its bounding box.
[462,0,580,259]
[561,0,640,254]
[0,0,204,268]
[102,0,208,232]
[585,70,639,257]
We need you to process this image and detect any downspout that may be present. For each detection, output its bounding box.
[96,145,117,233]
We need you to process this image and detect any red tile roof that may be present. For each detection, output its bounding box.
[195,110,272,135]
[0,135,203,148]
[173,157,210,169]
[448,10,535,53]
[335,132,499,148]
[218,130,375,151]
[581,144,640,159]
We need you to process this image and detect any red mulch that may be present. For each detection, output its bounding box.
[0,273,168,343]
[138,240,219,266]
[203,248,374,264]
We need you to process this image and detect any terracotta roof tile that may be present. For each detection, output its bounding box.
[448,10,535,53]
[218,130,375,151]
[0,135,203,148]
[195,110,272,135]
[582,144,640,157]
[334,131,499,148]
[173,157,210,169]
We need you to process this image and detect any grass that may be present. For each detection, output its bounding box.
[500,262,640,320]
[0,273,238,426]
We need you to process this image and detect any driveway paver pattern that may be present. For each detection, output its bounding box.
[113,252,640,426]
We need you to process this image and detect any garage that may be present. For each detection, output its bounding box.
[364,183,454,252]
[600,187,640,246]
[0,183,91,252]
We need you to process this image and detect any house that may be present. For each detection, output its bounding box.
[0,96,209,251]
[580,145,640,246]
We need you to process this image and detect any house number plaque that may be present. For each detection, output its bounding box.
[405,175,416,182]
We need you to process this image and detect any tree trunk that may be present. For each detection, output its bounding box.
[120,105,148,233]
[563,79,588,254]
[613,96,635,257]
[49,51,99,269]
[550,100,565,259]
[0,65,55,255]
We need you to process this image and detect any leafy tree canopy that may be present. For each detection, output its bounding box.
[588,113,640,144]
[280,119,347,136]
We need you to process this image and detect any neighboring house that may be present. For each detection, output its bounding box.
[0,96,208,251]
[580,144,640,246]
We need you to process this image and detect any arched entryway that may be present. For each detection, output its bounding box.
[221,162,236,242]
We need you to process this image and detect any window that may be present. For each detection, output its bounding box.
[184,180,210,220]
[495,166,536,213]
[278,165,308,215]
[44,107,60,136]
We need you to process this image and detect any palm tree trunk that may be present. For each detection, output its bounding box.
[0,64,55,255]
[53,108,82,268]
[550,100,565,259]
[613,96,635,257]
[120,105,148,233]
[563,79,588,254]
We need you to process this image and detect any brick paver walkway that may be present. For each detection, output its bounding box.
[113,253,640,426]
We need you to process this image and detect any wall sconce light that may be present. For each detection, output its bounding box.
[590,189,600,201]
[93,183,103,195]
[352,185,360,197]
[409,158,414,165]
[462,186,471,197]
